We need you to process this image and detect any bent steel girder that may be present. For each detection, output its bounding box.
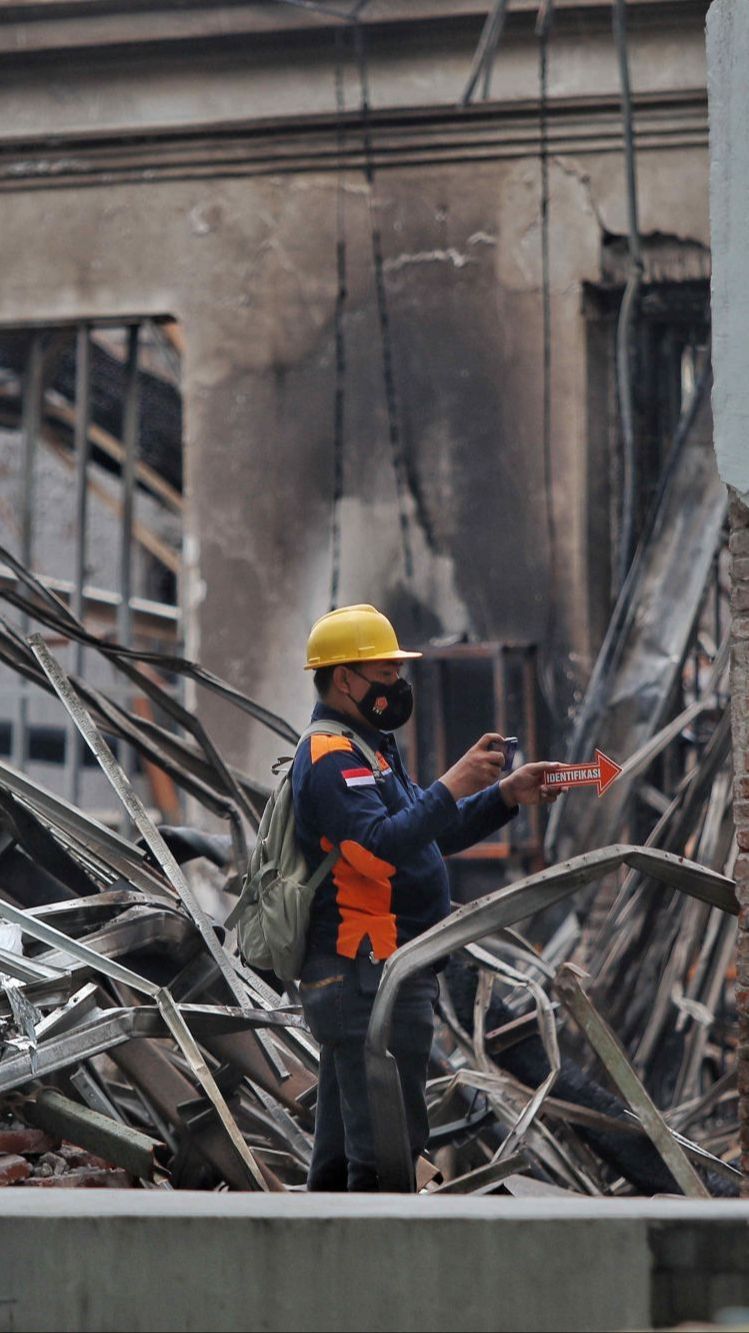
[35,905,201,977]
[365,844,737,1192]
[0,1006,160,1093]
[0,1002,306,1096]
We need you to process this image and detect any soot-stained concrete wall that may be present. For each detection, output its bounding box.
[0,1,712,780]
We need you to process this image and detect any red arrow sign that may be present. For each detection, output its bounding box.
[544,750,623,798]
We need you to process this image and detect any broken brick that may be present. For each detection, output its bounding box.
[0,1154,31,1186]
[0,1129,57,1156]
[20,1168,133,1189]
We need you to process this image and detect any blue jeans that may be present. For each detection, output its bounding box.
[299,952,439,1192]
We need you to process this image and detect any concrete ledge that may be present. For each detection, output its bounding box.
[2,1193,749,1332]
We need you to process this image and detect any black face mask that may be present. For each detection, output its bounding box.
[350,670,414,731]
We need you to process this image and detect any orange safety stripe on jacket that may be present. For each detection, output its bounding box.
[310,734,353,764]
[320,836,397,959]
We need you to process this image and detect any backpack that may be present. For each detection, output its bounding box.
[225,719,383,982]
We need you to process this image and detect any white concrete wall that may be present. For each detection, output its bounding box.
[4,1192,749,1332]
[0,1192,651,1333]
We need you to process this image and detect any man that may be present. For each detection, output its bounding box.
[293,603,560,1191]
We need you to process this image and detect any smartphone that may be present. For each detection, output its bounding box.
[490,737,518,771]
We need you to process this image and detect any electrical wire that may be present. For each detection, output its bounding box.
[539,27,554,580]
[612,0,643,592]
[538,9,559,713]
[354,22,415,583]
[329,28,348,610]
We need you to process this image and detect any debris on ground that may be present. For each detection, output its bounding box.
[0,527,738,1196]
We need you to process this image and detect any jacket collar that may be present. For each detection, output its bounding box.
[311,700,388,751]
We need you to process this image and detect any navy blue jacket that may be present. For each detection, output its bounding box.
[292,702,517,960]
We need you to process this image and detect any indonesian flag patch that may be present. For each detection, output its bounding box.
[341,767,378,789]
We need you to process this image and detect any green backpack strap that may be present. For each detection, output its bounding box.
[224,876,257,931]
[304,844,340,893]
[226,844,339,933]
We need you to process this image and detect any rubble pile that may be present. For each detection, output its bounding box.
[0,535,739,1197]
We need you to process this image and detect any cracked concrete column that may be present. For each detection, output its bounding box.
[707,0,749,1191]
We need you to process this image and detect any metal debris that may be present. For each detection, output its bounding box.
[0,537,739,1199]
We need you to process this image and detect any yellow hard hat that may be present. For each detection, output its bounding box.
[304,604,422,670]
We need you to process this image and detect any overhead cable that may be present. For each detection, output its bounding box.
[354,24,415,582]
[329,28,349,610]
[537,6,559,713]
[612,0,644,592]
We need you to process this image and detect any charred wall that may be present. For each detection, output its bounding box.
[0,0,713,780]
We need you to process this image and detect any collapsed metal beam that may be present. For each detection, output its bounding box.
[28,633,250,1010]
[28,1087,167,1181]
[0,542,297,744]
[554,964,709,1198]
[366,845,736,1191]
[545,392,725,863]
[12,331,43,772]
[117,325,139,667]
[460,0,512,107]
[68,322,91,808]
[0,896,159,999]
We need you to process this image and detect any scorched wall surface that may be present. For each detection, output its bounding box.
[0,1,713,779]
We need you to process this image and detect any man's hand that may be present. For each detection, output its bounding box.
[440,734,508,801]
[500,761,565,807]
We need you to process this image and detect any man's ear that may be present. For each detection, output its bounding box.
[333,664,352,697]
